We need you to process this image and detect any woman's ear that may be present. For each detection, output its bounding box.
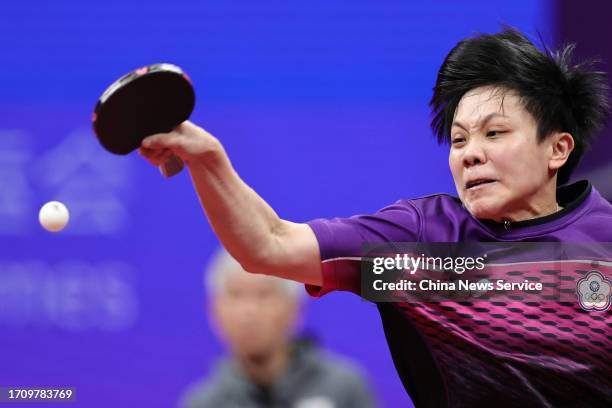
[549,132,575,171]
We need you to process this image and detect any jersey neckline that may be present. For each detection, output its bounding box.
[475,180,592,238]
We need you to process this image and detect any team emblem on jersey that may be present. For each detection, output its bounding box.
[576,271,612,312]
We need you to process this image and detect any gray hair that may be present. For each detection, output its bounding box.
[204,247,304,300]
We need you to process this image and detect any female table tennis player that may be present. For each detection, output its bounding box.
[139,29,612,407]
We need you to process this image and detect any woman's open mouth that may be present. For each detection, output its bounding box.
[465,179,496,190]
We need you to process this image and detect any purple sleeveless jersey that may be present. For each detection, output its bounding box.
[306,180,612,407]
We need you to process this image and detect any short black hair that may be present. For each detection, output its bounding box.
[430,28,610,185]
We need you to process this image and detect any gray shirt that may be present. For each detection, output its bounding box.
[179,340,377,408]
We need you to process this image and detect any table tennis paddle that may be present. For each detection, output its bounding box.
[92,63,195,177]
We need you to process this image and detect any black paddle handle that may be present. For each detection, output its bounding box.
[160,154,184,177]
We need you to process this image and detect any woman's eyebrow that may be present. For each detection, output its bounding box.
[452,112,508,131]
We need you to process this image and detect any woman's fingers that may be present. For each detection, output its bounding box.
[138,146,173,166]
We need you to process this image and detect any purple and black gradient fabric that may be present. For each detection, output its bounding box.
[306,180,612,407]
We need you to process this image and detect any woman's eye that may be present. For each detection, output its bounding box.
[451,137,465,144]
[486,130,504,137]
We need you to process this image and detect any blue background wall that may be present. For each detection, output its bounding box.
[0,1,580,407]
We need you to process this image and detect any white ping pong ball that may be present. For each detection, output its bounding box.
[39,201,70,232]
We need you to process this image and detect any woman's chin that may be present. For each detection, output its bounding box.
[464,201,502,221]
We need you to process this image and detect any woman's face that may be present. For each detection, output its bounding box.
[448,86,561,222]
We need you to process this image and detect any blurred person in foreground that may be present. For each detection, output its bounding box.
[180,249,376,408]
